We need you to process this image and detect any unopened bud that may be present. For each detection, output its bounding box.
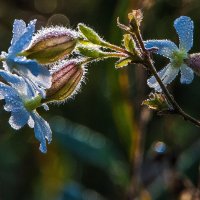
[44,60,85,103]
[128,9,143,29]
[21,27,78,64]
[142,93,171,111]
[185,53,200,76]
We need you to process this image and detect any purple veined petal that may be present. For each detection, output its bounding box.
[180,64,194,84]
[8,19,37,56]
[11,20,26,46]
[9,107,30,130]
[174,16,194,52]
[144,40,178,58]
[147,64,170,91]
[31,111,52,153]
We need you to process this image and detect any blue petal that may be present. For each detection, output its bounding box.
[180,64,194,84]
[174,16,194,52]
[15,57,51,88]
[144,40,178,58]
[31,111,52,153]
[9,107,30,130]
[15,57,42,76]
[0,69,25,89]
[8,19,37,56]
[11,20,26,46]
[0,82,30,129]
[162,64,179,85]
[10,58,51,97]
[147,63,179,91]
[3,88,24,112]
[0,82,15,100]
[0,70,36,98]
[147,64,169,91]
[28,116,34,128]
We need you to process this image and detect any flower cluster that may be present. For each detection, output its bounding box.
[0,19,85,153]
[1,13,200,153]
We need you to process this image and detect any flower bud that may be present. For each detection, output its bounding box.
[44,60,85,103]
[142,93,171,111]
[21,27,78,64]
[185,53,200,76]
[128,9,143,29]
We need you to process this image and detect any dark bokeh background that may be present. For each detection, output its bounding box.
[0,0,200,199]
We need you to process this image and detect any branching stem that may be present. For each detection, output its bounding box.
[134,27,200,127]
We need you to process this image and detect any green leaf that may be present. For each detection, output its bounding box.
[123,34,136,53]
[78,38,97,46]
[78,23,104,45]
[115,58,132,68]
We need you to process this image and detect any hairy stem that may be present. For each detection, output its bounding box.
[134,27,200,127]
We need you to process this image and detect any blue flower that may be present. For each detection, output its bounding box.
[145,16,194,91]
[0,70,52,153]
[1,19,51,97]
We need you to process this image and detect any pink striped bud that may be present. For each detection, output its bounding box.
[44,60,85,103]
[21,27,78,64]
[185,53,200,76]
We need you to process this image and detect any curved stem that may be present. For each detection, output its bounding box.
[134,27,200,127]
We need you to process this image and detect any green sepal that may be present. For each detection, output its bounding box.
[142,93,170,111]
[123,34,136,53]
[24,95,42,111]
[115,58,132,68]
[78,38,95,46]
[78,46,108,58]
[78,23,104,45]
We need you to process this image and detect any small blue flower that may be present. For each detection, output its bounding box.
[0,70,52,153]
[145,16,194,91]
[1,19,51,97]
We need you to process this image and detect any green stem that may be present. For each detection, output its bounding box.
[101,41,135,57]
[79,52,128,65]
[24,95,42,111]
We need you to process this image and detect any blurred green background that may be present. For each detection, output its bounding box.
[0,0,200,199]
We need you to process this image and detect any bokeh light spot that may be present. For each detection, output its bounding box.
[153,141,167,153]
[34,0,57,14]
[47,14,70,27]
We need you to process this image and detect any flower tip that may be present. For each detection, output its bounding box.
[39,144,47,153]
